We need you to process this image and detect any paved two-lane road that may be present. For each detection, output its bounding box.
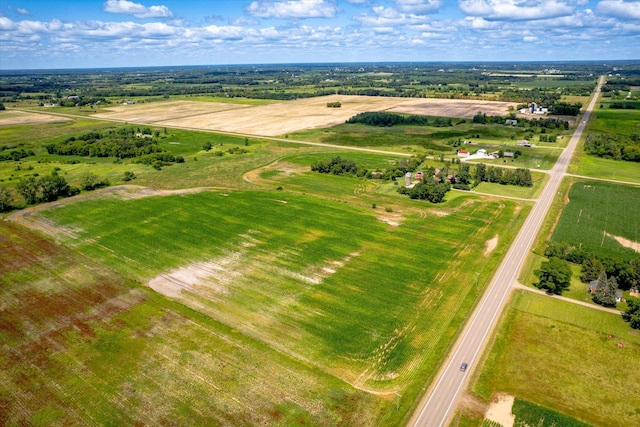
[410,76,605,427]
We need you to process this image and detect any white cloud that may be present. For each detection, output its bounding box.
[103,0,173,18]
[17,8,30,15]
[247,0,338,19]
[597,0,640,20]
[354,6,431,26]
[394,0,443,14]
[458,0,579,21]
[0,17,17,31]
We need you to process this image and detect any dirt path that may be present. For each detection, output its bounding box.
[512,281,622,315]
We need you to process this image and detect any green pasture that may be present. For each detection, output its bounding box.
[282,150,408,170]
[550,180,640,260]
[590,108,640,137]
[572,150,640,183]
[171,95,280,105]
[510,79,596,89]
[0,119,287,192]
[39,189,529,424]
[0,221,383,426]
[472,170,547,199]
[287,121,532,153]
[473,290,640,427]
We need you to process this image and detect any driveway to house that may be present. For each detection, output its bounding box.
[409,76,605,427]
[511,281,622,315]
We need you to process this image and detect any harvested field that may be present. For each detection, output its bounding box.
[0,110,72,125]
[389,98,517,119]
[91,100,248,123]
[90,95,518,137]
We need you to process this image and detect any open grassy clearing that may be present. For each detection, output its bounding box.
[247,151,547,202]
[472,172,547,199]
[569,101,640,183]
[0,221,384,426]
[571,149,640,183]
[550,180,640,260]
[0,119,285,193]
[30,188,529,424]
[473,290,640,427]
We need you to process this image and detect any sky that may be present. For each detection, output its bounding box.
[0,0,639,69]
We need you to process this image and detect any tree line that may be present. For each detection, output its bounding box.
[584,134,640,162]
[346,111,451,127]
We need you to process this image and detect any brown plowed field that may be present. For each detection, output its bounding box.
[90,95,518,137]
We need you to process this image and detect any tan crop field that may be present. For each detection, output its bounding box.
[89,95,517,137]
[91,100,249,123]
[0,110,72,126]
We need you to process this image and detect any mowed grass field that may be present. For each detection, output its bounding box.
[571,104,640,183]
[550,180,640,260]
[0,221,384,426]
[473,290,640,427]
[32,189,529,423]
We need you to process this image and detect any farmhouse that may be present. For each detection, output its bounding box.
[505,119,518,125]
[457,150,469,157]
[477,149,487,156]
[517,140,531,147]
[503,151,514,158]
[415,171,424,180]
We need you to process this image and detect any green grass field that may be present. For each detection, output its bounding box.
[33,188,529,424]
[473,290,640,427]
[0,221,384,426]
[550,180,640,260]
[570,100,640,183]
[288,121,535,153]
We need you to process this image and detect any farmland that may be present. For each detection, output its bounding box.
[472,290,640,427]
[90,95,517,137]
[2,184,532,425]
[1,63,636,426]
[550,180,640,260]
[0,221,384,426]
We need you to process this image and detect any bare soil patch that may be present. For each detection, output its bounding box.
[0,110,72,126]
[484,235,499,256]
[485,393,515,427]
[606,232,640,253]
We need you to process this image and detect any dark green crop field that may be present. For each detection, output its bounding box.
[550,181,640,260]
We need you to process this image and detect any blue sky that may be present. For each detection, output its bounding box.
[1,0,639,69]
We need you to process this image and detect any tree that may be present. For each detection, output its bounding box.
[123,171,137,182]
[624,297,640,329]
[580,254,604,282]
[592,270,618,307]
[17,176,39,205]
[0,186,13,212]
[39,172,71,202]
[534,257,572,295]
